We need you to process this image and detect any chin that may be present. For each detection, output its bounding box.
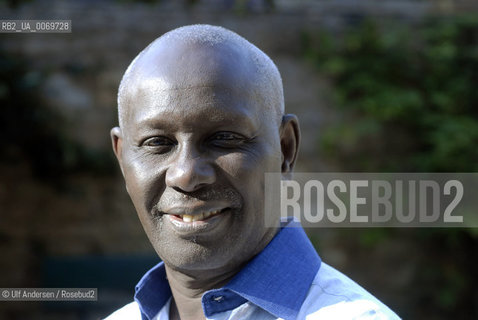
[156,241,234,272]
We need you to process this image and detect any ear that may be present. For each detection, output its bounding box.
[279,114,300,177]
[111,127,125,177]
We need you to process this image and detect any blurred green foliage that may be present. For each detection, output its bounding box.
[303,15,478,172]
[0,51,116,183]
[302,16,478,319]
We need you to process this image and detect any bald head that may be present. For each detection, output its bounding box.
[117,24,284,129]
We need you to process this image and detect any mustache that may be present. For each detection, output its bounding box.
[152,187,242,215]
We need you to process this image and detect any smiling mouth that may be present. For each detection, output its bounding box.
[165,208,229,222]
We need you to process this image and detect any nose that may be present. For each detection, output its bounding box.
[165,145,216,192]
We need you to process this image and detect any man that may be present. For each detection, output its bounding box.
[107,24,400,320]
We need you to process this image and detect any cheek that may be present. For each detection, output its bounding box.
[122,152,166,215]
[219,144,281,177]
[216,144,282,205]
[122,156,168,244]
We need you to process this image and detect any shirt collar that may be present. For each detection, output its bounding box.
[134,260,170,320]
[134,219,321,320]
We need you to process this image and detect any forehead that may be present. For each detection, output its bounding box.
[123,78,261,131]
[120,39,272,131]
[132,40,257,91]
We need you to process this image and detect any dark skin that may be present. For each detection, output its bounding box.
[111,37,300,320]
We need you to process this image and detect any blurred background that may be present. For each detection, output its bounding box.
[0,0,477,319]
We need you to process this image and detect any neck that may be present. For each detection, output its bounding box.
[165,265,240,320]
[164,225,281,320]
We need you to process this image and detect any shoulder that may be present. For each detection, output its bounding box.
[298,263,401,319]
[103,301,142,320]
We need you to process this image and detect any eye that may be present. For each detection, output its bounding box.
[142,136,175,151]
[209,132,247,148]
[213,132,239,140]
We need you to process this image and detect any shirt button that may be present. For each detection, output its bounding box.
[213,296,224,302]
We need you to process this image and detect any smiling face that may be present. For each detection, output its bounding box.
[112,26,299,275]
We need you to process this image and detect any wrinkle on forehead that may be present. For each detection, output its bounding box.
[125,83,259,134]
[130,42,257,94]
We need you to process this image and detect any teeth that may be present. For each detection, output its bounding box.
[179,210,222,222]
[182,214,193,222]
[192,213,204,222]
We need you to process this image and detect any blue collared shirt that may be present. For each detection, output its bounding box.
[105,220,400,320]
